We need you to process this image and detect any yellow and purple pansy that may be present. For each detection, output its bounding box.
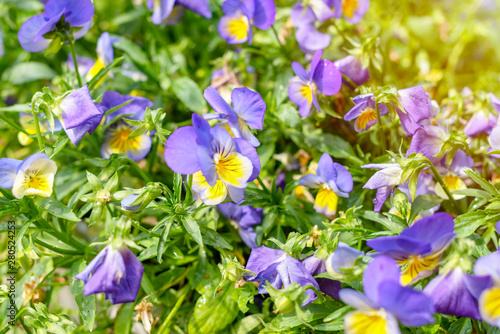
[100,91,154,161]
[164,113,260,205]
[288,50,342,117]
[332,0,370,24]
[0,153,57,199]
[339,256,435,334]
[343,93,388,132]
[218,0,276,45]
[474,250,500,327]
[299,153,353,216]
[367,212,456,285]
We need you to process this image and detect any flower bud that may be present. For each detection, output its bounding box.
[97,189,112,203]
[274,295,295,314]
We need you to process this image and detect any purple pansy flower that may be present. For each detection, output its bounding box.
[423,267,492,320]
[302,255,341,299]
[0,153,57,199]
[464,111,497,137]
[339,256,435,333]
[325,242,364,279]
[367,212,456,285]
[334,55,370,87]
[396,86,432,136]
[218,0,276,45]
[148,0,212,25]
[344,93,389,132]
[362,163,404,212]
[121,194,141,212]
[75,245,144,304]
[332,0,370,24]
[244,246,319,305]
[288,50,342,117]
[488,125,500,151]
[18,0,94,52]
[218,202,262,248]
[203,87,266,147]
[58,85,105,146]
[164,113,260,205]
[406,125,446,162]
[299,153,353,215]
[291,5,331,53]
[100,91,154,161]
[474,251,500,326]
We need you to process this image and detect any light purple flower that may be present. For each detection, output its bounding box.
[148,0,212,25]
[334,55,370,87]
[367,212,456,285]
[244,246,319,305]
[362,163,403,212]
[464,111,497,137]
[59,85,105,146]
[302,255,341,299]
[325,242,364,279]
[396,85,432,136]
[423,267,492,320]
[164,114,260,205]
[344,93,388,132]
[332,0,370,24]
[406,125,446,162]
[204,87,266,147]
[299,153,353,215]
[291,6,330,53]
[339,256,435,333]
[75,245,144,304]
[218,202,262,248]
[121,194,141,211]
[288,50,342,117]
[488,125,500,151]
[0,153,57,199]
[218,0,276,45]
[18,0,94,52]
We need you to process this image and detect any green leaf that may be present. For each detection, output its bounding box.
[447,317,472,334]
[87,57,124,90]
[233,314,263,334]
[453,188,492,200]
[158,218,174,263]
[172,77,206,113]
[454,211,488,238]
[200,226,233,250]
[114,38,150,65]
[114,303,135,333]
[173,172,183,203]
[188,283,239,334]
[181,215,203,247]
[3,62,57,84]
[464,168,499,196]
[409,194,442,223]
[40,198,80,222]
[360,210,404,233]
[70,260,95,330]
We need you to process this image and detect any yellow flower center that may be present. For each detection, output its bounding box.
[228,16,249,40]
[24,169,50,193]
[443,174,461,191]
[300,84,313,105]
[342,0,358,18]
[399,254,440,285]
[346,309,388,334]
[109,124,141,153]
[482,287,500,319]
[214,152,248,186]
[355,108,377,131]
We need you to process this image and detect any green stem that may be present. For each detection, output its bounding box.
[157,284,190,334]
[428,160,461,214]
[31,109,45,153]
[375,103,387,153]
[270,25,289,60]
[148,135,159,174]
[126,157,151,183]
[67,34,83,87]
